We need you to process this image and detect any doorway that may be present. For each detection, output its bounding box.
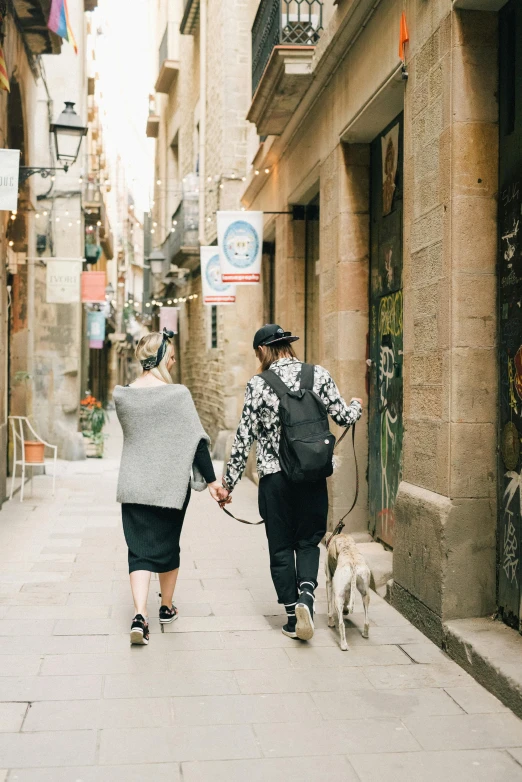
[305,196,320,364]
[498,0,522,629]
[368,114,404,548]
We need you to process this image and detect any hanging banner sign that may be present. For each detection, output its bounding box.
[217,211,263,284]
[160,306,179,334]
[87,310,106,349]
[46,259,81,303]
[0,149,21,211]
[81,271,106,303]
[201,246,236,305]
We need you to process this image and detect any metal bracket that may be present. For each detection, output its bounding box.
[19,165,69,184]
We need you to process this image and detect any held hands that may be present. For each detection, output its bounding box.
[208,481,231,505]
[350,397,364,407]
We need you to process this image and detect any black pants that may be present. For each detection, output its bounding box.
[258,471,328,605]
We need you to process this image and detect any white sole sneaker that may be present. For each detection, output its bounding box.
[281,625,298,639]
[159,614,178,625]
[295,603,314,641]
[130,628,149,645]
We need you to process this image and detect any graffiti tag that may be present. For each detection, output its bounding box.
[503,510,519,586]
[379,290,403,337]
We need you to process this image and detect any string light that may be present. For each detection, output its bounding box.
[151,228,155,234]
[43,211,48,216]
[56,217,60,222]
[157,179,161,185]
[77,219,81,224]
[242,176,246,182]
[35,213,40,219]
[8,240,13,247]
[145,302,151,307]
[265,168,270,174]
[97,220,102,227]
[255,170,259,176]
[153,222,157,227]
[79,176,83,184]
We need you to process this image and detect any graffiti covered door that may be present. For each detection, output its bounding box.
[498,0,522,628]
[368,115,404,548]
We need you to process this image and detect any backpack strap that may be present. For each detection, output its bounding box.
[300,363,315,390]
[258,369,291,399]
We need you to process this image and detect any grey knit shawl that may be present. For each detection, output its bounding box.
[114,384,210,509]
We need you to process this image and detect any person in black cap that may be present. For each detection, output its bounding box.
[222,325,363,641]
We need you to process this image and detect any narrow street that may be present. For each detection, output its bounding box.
[0,421,520,781]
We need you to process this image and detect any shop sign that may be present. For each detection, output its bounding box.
[201,246,236,304]
[46,259,81,303]
[216,211,262,284]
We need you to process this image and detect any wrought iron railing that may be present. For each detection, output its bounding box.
[166,176,199,261]
[251,0,323,95]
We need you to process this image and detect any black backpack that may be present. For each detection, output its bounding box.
[258,363,335,483]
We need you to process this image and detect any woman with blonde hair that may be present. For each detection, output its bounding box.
[114,328,227,645]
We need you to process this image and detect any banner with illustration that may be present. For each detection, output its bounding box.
[216,211,262,284]
[87,310,106,349]
[46,259,81,303]
[201,246,236,305]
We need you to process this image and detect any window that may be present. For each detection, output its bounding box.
[211,305,218,349]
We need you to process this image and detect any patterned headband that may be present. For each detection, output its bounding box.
[140,328,174,371]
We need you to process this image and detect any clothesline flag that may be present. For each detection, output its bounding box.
[47,0,78,54]
[201,246,236,305]
[217,211,263,284]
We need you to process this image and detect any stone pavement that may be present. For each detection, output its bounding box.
[1,420,522,780]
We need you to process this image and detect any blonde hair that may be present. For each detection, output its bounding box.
[256,342,297,372]
[135,332,174,384]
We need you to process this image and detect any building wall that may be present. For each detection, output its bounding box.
[243,0,500,632]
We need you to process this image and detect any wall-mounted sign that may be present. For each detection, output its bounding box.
[217,211,262,284]
[87,310,106,349]
[46,259,81,303]
[0,149,20,211]
[81,271,106,303]
[201,246,236,305]
[160,306,179,334]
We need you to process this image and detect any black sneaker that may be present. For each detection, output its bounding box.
[295,590,315,641]
[130,614,149,645]
[159,604,178,624]
[282,616,298,639]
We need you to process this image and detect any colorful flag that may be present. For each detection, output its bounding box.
[48,0,78,55]
[398,11,409,62]
[0,46,9,92]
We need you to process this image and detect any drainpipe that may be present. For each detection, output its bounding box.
[198,0,207,245]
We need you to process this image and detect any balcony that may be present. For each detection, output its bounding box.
[155,23,180,93]
[180,0,200,35]
[12,1,62,54]
[163,175,199,270]
[248,0,323,136]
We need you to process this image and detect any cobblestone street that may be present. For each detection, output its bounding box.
[0,421,521,781]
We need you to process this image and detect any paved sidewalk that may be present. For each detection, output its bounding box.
[1,420,522,780]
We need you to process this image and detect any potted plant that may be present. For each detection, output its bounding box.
[80,393,108,457]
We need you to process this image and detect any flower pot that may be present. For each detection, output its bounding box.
[23,441,45,463]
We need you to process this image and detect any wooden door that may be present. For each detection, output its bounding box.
[498,0,522,628]
[368,115,404,548]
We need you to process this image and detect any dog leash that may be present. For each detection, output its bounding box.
[220,423,358,528]
[326,424,359,550]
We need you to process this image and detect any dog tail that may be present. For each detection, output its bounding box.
[348,566,357,614]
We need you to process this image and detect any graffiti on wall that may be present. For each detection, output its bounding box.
[499,177,522,625]
[375,290,403,544]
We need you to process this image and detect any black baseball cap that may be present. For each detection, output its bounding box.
[253,324,300,350]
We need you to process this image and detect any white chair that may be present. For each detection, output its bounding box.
[8,416,58,502]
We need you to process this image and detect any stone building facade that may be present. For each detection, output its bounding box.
[150,0,263,451]
[240,0,515,641]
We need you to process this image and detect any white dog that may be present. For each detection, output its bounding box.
[325,533,371,651]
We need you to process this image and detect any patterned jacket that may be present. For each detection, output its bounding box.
[223,357,362,490]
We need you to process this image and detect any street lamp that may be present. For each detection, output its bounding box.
[147,248,166,276]
[19,102,88,183]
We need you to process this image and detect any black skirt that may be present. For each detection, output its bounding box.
[121,488,191,574]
